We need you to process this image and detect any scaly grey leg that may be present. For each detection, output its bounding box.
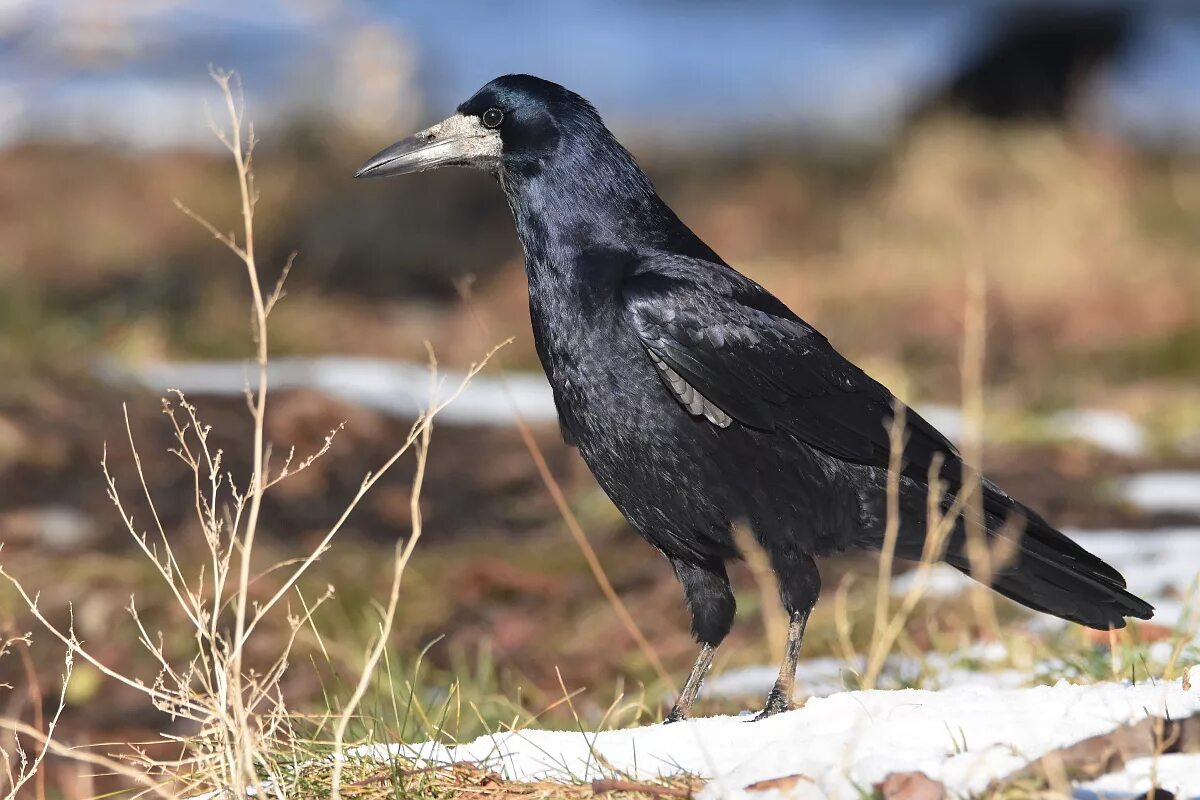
[664,643,716,723]
[754,608,810,720]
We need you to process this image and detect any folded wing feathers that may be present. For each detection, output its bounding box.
[647,348,732,428]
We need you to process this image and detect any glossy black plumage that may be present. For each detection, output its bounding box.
[358,74,1153,717]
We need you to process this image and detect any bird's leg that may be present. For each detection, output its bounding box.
[664,643,716,723]
[665,557,734,723]
[754,608,811,720]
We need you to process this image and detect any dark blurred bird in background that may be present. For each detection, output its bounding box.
[355,75,1153,721]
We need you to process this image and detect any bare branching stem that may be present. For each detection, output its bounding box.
[0,68,500,797]
[202,72,271,786]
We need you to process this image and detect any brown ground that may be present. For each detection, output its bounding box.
[2,114,1200,796]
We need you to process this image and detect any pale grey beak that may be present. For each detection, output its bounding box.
[354,113,502,179]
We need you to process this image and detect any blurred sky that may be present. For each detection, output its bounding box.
[2,0,1200,149]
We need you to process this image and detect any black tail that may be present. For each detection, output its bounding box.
[891,478,1154,630]
[953,483,1153,629]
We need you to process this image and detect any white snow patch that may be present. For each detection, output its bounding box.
[914,405,1150,456]
[705,645,1024,701]
[1048,409,1149,458]
[914,404,965,444]
[705,659,857,700]
[1078,753,1200,799]
[1120,472,1200,516]
[889,563,971,598]
[1070,528,1200,607]
[355,670,1200,799]
[97,356,559,426]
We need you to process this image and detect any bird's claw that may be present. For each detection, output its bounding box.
[751,689,792,721]
[663,705,689,724]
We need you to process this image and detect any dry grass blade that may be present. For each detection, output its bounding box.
[734,527,787,665]
[959,250,1004,642]
[861,404,907,688]
[330,354,438,800]
[299,759,701,800]
[591,778,693,797]
[859,416,905,687]
[860,243,1000,690]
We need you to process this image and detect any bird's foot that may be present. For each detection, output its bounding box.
[663,705,689,724]
[751,688,792,721]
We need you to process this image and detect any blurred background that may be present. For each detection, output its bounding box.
[3,0,1200,795]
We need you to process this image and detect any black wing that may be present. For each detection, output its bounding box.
[623,256,1154,626]
[623,258,959,480]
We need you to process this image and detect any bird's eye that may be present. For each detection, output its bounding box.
[482,108,504,128]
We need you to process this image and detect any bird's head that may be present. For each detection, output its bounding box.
[354,74,597,181]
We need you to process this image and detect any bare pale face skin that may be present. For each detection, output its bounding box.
[355,113,503,178]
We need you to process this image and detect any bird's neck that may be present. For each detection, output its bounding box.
[499,137,720,285]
